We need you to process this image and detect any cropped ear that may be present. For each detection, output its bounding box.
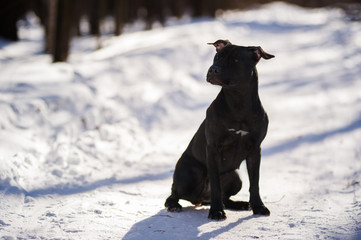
[252,46,275,61]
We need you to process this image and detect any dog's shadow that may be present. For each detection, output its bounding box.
[122,206,257,240]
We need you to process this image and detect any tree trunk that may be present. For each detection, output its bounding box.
[114,0,127,35]
[0,0,29,41]
[52,0,73,62]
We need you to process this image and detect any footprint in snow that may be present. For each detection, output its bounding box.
[0,219,10,226]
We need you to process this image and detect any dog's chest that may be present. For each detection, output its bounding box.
[218,125,252,169]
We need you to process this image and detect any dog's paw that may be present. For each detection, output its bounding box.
[165,200,182,212]
[208,208,227,220]
[167,203,182,212]
[252,205,270,216]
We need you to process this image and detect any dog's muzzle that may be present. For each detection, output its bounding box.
[206,65,222,85]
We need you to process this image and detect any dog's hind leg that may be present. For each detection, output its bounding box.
[165,153,208,212]
[222,170,250,211]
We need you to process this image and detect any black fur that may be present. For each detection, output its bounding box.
[165,44,274,220]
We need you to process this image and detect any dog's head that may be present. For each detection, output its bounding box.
[206,44,274,88]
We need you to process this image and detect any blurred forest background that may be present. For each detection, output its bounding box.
[1,0,360,62]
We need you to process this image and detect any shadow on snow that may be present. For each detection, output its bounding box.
[263,114,361,156]
[122,207,261,240]
[0,171,172,198]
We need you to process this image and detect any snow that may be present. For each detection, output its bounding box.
[1,2,361,239]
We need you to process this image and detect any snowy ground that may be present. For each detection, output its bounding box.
[1,2,361,239]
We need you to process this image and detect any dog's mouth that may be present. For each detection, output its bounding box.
[206,75,232,87]
[206,75,223,86]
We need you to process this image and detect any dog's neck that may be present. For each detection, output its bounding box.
[219,69,263,117]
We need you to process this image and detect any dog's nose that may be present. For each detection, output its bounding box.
[208,66,220,75]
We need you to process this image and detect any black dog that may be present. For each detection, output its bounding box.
[165,41,274,220]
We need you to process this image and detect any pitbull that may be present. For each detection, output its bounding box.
[165,41,274,220]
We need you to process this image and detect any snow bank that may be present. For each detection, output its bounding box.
[0,2,360,239]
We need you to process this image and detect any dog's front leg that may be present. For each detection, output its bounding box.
[246,148,270,216]
[207,145,226,220]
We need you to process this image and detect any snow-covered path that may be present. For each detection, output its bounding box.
[1,3,360,239]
